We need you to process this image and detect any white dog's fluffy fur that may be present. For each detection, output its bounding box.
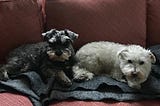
[73,41,156,89]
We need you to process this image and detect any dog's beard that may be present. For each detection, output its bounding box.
[125,71,145,82]
[121,66,148,83]
[47,50,71,62]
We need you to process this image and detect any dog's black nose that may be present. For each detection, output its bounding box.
[55,50,63,56]
[131,72,137,77]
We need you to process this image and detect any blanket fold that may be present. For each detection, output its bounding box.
[0,45,160,106]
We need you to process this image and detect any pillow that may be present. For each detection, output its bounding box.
[0,0,44,62]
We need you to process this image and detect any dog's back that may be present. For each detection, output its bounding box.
[8,42,48,60]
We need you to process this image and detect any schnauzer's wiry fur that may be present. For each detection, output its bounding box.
[0,29,78,87]
[73,41,156,89]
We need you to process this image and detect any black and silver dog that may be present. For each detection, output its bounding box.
[0,29,78,86]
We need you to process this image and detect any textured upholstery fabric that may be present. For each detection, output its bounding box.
[37,0,46,23]
[147,0,160,46]
[0,0,160,106]
[50,100,160,106]
[0,0,43,63]
[46,0,146,49]
[0,93,32,106]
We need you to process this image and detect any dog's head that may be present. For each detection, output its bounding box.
[42,29,78,62]
[117,45,156,89]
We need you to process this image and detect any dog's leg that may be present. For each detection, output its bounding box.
[0,64,19,81]
[41,68,72,87]
[41,68,56,78]
[73,65,94,82]
[0,57,24,80]
[0,66,9,81]
[56,70,72,87]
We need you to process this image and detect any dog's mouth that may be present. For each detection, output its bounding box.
[125,71,145,82]
[47,50,71,62]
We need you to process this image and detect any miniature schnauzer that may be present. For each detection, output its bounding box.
[0,29,78,87]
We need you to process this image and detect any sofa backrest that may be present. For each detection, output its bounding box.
[45,0,147,49]
[147,0,160,46]
[0,0,160,63]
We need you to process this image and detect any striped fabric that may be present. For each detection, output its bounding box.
[50,100,160,106]
[0,93,32,106]
[0,93,159,106]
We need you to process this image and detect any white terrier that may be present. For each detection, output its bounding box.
[73,41,156,89]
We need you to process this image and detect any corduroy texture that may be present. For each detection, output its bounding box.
[0,0,43,63]
[50,100,160,106]
[46,0,146,49]
[147,0,160,47]
[37,0,46,24]
[0,93,32,106]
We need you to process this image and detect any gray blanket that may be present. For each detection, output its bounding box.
[0,45,160,106]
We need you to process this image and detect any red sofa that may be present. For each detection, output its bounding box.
[0,0,160,105]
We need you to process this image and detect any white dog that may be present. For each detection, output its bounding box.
[73,41,156,89]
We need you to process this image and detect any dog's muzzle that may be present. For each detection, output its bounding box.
[47,50,71,62]
[55,50,63,56]
[125,71,145,82]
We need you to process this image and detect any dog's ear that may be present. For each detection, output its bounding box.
[42,29,57,41]
[64,29,79,42]
[118,49,129,60]
[148,52,156,64]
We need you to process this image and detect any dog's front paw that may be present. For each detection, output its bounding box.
[0,69,9,81]
[60,78,72,87]
[56,71,72,87]
[73,72,94,82]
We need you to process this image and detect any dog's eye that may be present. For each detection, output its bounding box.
[128,60,132,63]
[139,61,144,65]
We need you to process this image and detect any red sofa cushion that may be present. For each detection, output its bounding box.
[46,0,146,49]
[0,0,43,63]
[50,100,160,106]
[147,0,160,46]
[0,93,32,106]
[0,93,160,106]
